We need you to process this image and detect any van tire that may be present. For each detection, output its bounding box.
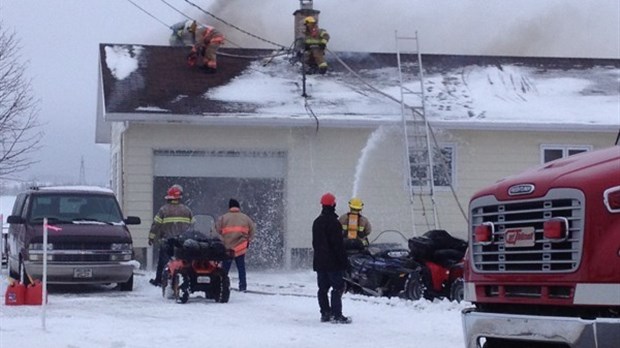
[119,273,133,291]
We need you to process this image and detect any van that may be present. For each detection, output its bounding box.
[6,186,141,291]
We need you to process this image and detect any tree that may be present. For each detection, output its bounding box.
[0,22,42,178]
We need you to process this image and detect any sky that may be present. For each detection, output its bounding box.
[1,0,619,186]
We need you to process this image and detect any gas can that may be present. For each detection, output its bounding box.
[5,282,26,305]
[25,280,46,305]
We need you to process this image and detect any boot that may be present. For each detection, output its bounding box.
[331,315,351,324]
[320,313,332,323]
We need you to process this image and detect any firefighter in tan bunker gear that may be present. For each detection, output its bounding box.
[339,197,372,248]
[179,20,224,74]
[214,199,255,292]
[148,184,195,286]
[303,16,330,74]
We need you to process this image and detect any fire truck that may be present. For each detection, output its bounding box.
[462,145,620,348]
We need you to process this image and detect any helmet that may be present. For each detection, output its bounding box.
[320,193,336,206]
[348,197,364,210]
[304,16,316,24]
[184,20,197,33]
[165,184,183,200]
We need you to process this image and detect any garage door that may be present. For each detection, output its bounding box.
[153,150,286,268]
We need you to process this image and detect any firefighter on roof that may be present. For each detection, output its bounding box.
[303,16,330,75]
[173,20,225,74]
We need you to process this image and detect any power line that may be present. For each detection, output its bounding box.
[125,0,171,29]
[182,0,288,50]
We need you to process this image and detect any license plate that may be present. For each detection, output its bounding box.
[196,276,211,284]
[73,268,93,278]
[504,227,536,247]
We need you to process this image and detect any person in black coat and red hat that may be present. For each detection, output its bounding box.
[312,192,351,324]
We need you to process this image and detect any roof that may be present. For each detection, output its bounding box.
[98,44,620,132]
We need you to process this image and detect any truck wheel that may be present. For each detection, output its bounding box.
[449,278,464,302]
[119,274,133,291]
[404,271,425,301]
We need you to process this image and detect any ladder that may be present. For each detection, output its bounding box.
[395,31,439,235]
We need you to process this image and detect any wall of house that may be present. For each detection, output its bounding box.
[115,120,616,269]
[118,123,416,269]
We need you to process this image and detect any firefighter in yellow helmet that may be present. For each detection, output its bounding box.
[339,197,372,248]
[303,16,330,75]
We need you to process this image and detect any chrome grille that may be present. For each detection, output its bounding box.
[470,188,584,273]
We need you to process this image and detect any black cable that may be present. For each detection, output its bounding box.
[183,0,288,50]
[125,0,171,29]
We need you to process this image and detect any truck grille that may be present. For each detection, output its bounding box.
[470,188,584,273]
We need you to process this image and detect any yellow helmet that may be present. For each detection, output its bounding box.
[349,197,364,210]
[304,16,316,24]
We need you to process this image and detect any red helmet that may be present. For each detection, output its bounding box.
[165,185,183,200]
[320,193,336,206]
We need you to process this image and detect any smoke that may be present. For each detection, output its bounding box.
[189,0,618,58]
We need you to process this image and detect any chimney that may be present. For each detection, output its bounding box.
[293,0,320,52]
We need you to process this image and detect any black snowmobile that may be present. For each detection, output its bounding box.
[343,230,467,302]
[343,232,425,300]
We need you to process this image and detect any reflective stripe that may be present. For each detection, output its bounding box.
[222,226,250,234]
[574,283,620,305]
[233,241,248,255]
[160,216,192,224]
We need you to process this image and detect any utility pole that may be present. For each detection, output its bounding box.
[79,156,86,185]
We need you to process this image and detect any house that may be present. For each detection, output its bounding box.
[96,43,620,270]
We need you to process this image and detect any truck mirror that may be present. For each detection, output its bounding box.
[6,215,25,224]
[124,216,141,225]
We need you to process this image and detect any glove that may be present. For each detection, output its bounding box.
[148,238,154,246]
[187,52,197,67]
[319,43,326,50]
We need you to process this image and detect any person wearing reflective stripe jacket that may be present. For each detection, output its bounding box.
[148,184,194,286]
[214,198,255,292]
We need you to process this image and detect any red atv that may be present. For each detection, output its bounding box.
[406,229,466,302]
[161,229,233,304]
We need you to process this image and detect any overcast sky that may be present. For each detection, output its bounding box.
[1,0,619,186]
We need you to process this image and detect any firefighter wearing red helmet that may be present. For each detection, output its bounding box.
[312,192,351,323]
[148,184,195,286]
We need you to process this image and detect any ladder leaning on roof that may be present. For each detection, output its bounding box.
[395,31,439,235]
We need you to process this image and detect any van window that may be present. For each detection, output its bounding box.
[29,194,123,224]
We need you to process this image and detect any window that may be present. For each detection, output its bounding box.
[541,145,591,163]
[409,144,455,188]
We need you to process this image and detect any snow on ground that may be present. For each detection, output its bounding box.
[1,269,468,348]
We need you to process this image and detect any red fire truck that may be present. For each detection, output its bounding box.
[462,146,620,348]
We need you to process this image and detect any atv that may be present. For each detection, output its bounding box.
[161,229,234,304]
[407,229,467,302]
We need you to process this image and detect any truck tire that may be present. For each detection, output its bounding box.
[449,278,464,302]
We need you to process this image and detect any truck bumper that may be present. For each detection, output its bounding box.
[462,307,620,348]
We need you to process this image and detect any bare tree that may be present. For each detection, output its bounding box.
[0,22,42,178]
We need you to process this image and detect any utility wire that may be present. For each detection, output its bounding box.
[125,0,171,28]
[183,0,289,50]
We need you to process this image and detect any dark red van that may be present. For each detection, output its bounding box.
[6,186,141,291]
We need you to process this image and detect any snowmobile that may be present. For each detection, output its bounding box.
[407,229,467,302]
[161,229,234,304]
[343,229,467,302]
[343,234,424,300]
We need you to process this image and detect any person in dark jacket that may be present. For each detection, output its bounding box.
[312,193,351,324]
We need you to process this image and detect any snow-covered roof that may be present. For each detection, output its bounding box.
[98,44,620,130]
